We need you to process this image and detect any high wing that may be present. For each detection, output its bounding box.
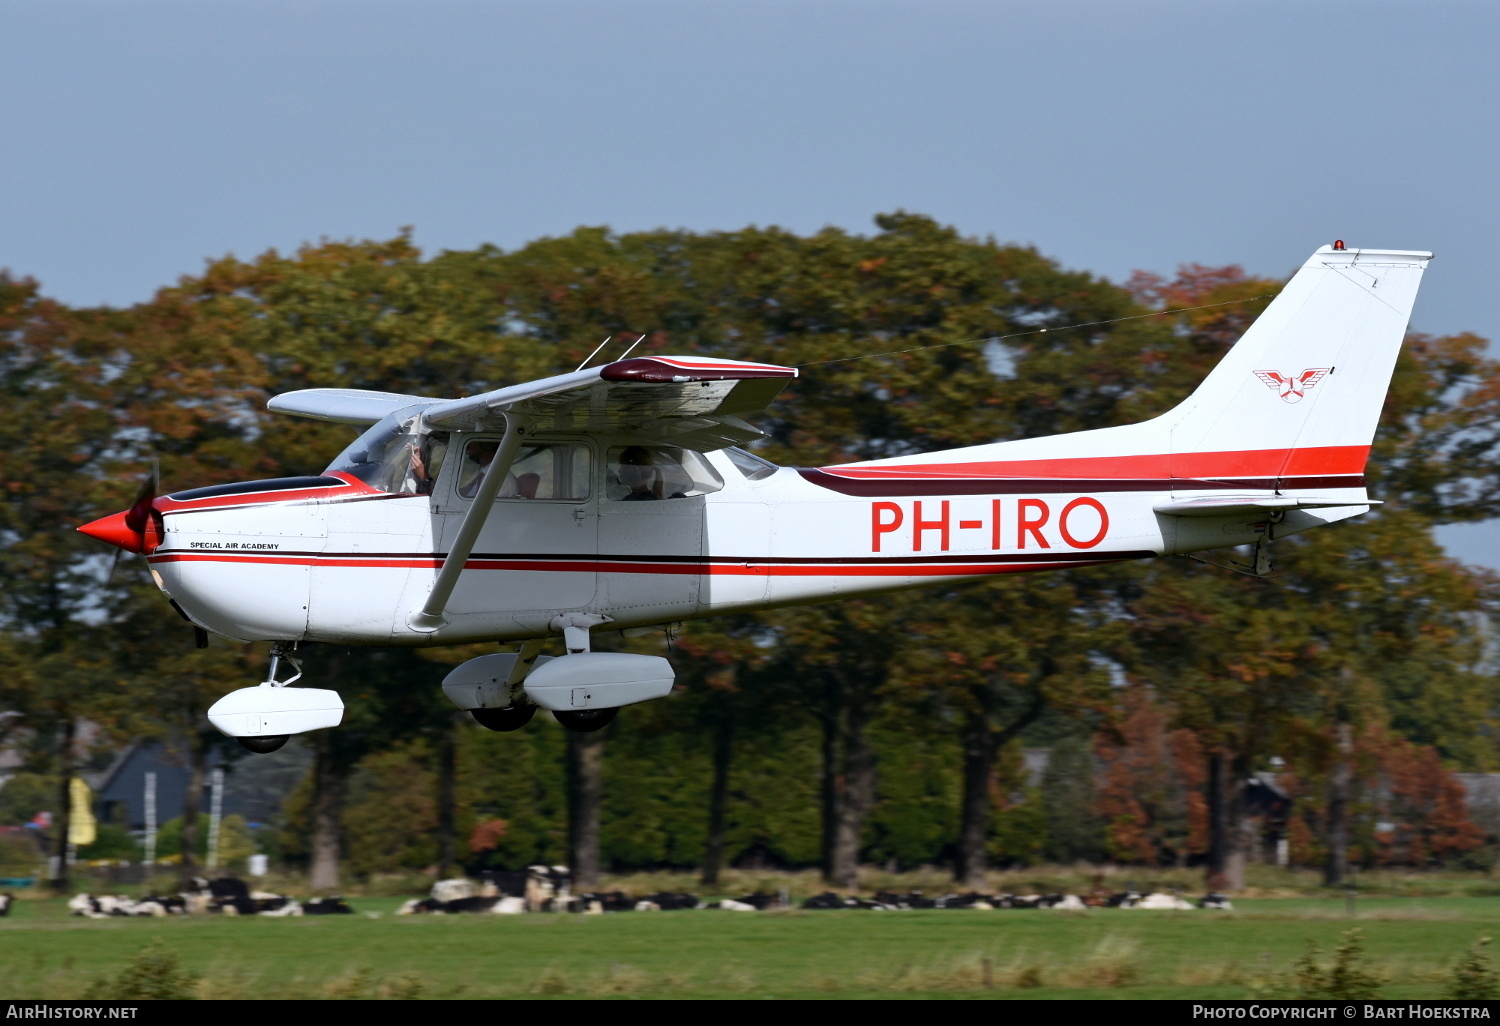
[266,356,797,449]
[418,356,796,450]
[266,388,441,425]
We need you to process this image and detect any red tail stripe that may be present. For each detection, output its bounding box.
[823,445,1369,480]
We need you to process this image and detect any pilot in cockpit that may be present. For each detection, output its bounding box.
[406,433,449,495]
[615,446,662,501]
[611,446,696,501]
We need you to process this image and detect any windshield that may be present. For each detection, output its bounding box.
[325,411,448,495]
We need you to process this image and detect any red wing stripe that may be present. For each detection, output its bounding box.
[601,357,797,382]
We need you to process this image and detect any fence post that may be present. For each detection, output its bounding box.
[143,771,157,876]
[206,767,224,870]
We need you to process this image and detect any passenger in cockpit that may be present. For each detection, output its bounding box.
[458,441,499,499]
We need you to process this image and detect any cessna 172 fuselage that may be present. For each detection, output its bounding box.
[79,244,1432,749]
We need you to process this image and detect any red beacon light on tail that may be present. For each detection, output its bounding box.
[1333,240,1346,251]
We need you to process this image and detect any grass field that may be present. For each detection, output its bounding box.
[4,892,1500,999]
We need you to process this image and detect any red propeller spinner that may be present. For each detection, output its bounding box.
[78,465,162,555]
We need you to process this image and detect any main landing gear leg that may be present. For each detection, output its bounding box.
[550,615,619,734]
[470,639,543,732]
[1253,510,1286,578]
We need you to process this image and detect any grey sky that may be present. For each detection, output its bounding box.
[3,0,1497,561]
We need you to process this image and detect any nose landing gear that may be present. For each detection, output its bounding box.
[233,643,305,753]
[471,705,538,732]
[208,642,343,754]
[238,735,289,754]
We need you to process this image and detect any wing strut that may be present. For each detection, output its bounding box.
[408,414,531,633]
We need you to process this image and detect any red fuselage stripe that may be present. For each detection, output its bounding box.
[148,550,1151,577]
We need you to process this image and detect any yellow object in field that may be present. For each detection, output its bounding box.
[68,777,96,847]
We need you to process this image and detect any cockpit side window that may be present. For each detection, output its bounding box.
[605,446,724,501]
[456,441,592,501]
[411,433,448,494]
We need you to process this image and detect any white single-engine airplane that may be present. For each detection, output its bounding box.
[80,243,1430,752]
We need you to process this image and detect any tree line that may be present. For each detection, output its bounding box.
[2,213,1499,892]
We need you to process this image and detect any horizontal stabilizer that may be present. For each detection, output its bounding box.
[1153,495,1379,517]
[268,388,439,425]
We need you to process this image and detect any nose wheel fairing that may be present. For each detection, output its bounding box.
[206,682,344,740]
[207,643,343,746]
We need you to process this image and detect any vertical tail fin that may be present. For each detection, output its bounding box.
[1163,245,1432,481]
[828,244,1433,494]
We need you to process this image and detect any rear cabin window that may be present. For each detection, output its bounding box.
[456,441,591,501]
[605,446,724,501]
[725,446,779,481]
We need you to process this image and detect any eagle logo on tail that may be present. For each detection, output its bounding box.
[1254,368,1330,404]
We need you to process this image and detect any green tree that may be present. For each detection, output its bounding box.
[895,574,1116,885]
[1042,734,1105,864]
[0,772,53,826]
[1448,937,1498,1000]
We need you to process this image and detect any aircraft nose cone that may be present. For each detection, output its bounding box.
[77,510,144,553]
